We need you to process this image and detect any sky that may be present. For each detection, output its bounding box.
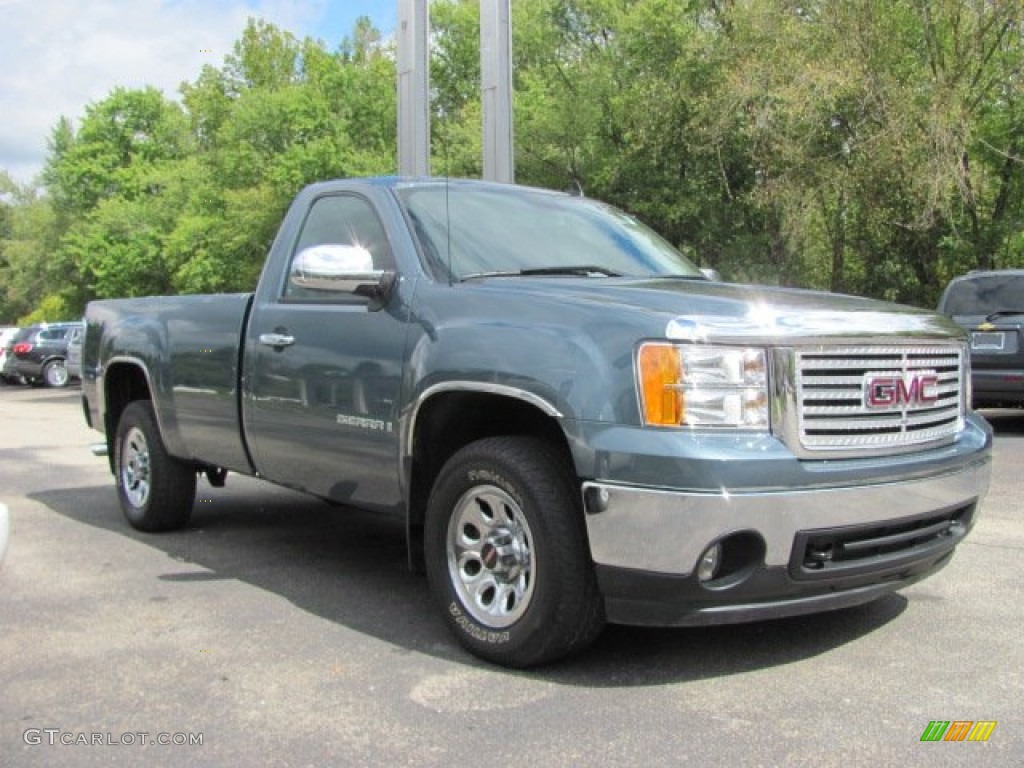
[0,0,398,186]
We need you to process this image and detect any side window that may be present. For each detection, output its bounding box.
[285,195,394,300]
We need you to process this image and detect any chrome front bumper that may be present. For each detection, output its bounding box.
[582,457,991,577]
[582,457,991,626]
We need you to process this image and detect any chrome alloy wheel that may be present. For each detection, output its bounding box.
[44,360,68,387]
[120,426,152,508]
[446,484,535,628]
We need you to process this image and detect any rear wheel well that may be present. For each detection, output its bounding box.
[103,363,153,469]
[406,392,576,570]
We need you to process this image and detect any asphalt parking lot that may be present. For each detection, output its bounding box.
[1,383,1022,767]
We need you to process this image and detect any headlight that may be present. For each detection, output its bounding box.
[637,342,769,428]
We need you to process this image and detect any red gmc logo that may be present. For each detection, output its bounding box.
[864,373,939,408]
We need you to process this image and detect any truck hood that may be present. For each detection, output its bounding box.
[467,277,964,343]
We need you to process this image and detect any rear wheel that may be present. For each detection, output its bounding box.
[42,359,69,388]
[424,436,604,667]
[114,401,196,531]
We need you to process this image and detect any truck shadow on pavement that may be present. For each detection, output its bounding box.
[32,481,907,686]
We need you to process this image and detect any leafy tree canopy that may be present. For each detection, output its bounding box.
[1,2,1022,324]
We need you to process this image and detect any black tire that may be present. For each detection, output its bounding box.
[42,359,69,388]
[424,436,605,667]
[113,401,196,532]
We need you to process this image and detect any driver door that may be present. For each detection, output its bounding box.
[243,193,408,511]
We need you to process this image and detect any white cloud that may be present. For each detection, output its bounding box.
[0,0,328,185]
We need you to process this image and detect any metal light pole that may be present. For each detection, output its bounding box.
[397,0,430,177]
[396,0,514,182]
[480,0,514,182]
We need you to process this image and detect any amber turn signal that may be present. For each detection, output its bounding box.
[638,343,683,426]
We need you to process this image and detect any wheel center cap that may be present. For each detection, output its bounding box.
[481,542,499,570]
[479,529,526,582]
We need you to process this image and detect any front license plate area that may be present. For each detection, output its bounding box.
[971,332,1005,351]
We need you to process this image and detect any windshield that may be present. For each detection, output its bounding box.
[395,183,703,281]
[941,274,1024,316]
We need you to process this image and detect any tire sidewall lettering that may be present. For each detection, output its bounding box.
[465,468,525,509]
[448,601,511,645]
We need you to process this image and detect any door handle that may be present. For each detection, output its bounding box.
[259,333,295,348]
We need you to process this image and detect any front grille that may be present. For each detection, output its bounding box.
[790,506,972,581]
[795,345,964,453]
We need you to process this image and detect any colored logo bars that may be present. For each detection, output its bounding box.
[920,721,997,742]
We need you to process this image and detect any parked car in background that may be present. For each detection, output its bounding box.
[938,269,1024,408]
[0,327,21,384]
[5,322,84,388]
[65,323,85,380]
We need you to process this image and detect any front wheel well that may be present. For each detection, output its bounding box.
[406,391,576,570]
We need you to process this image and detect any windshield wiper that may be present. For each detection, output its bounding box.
[984,310,1024,321]
[518,265,623,277]
[459,270,521,280]
[461,265,623,281]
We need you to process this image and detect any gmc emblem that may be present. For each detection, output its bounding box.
[864,373,939,408]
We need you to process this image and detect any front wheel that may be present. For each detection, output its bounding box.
[114,401,196,531]
[424,436,604,667]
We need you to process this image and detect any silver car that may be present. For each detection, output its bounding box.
[66,324,85,380]
[0,326,21,384]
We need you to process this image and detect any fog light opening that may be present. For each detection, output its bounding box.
[696,531,766,590]
[697,543,722,583]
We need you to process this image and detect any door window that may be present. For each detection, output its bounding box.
[285,195,393,300]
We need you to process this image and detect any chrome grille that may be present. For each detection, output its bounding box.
[795,345,964,452]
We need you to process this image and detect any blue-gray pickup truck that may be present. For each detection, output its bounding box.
[82,177,992,667]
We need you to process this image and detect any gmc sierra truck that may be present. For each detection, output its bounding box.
[82,177,992,667]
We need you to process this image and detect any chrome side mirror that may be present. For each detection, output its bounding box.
[290,244,396,309]
[700,267,723,282]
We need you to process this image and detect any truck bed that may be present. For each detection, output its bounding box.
[85,293,255,474]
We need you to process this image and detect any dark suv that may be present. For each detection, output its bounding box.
[2,322,84,388]
[938,269,1024,408]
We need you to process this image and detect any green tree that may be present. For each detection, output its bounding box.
[41,87,192,306]
[7,6,1022,317]
[31,17,397,304]
[181,19,396,292]
[0,174,63,322]
[44,87,189,217]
